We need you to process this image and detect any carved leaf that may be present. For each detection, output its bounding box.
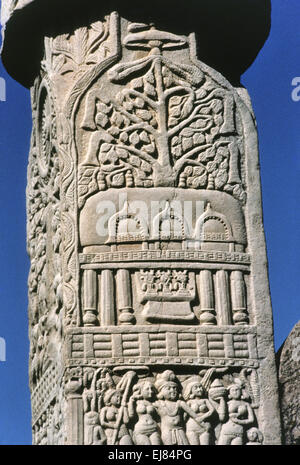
[214,114,224,126]
[195,88,208,99]
[134,97,145,109]
[169,105,182,118]
[181,128,194,137]
[144,83,156,97]
[136,109,152,121]
[53,54,67,73]
[129,155,141,167]
[129,132,140,146]
[144,143,156,154]
[90,21,104,34]
[78,185,89,196]
[111,173,125,187]
[141,161,152,173]
[145,71,155,84]
[116,148,128,159]
[181,98,194,119]
[215,169,228,189]
[193,133,205,145]
[211,99,223,114]
[120,132,129,143]
[207,161,218,173]
[74,28,89,66]
[168,117,178,127]
[182,137,193,152]
[140,131,150,144]
[86,53,99,65]
[172,145,182,159]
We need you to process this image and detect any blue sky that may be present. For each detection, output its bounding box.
[0,0,299,445]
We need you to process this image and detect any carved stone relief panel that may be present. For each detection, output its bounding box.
[63,365,262,446]
[27,75,63,392]
[76,20,246,207]
[18,7,281,445]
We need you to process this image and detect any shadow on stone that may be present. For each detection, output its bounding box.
[2,0,271,87]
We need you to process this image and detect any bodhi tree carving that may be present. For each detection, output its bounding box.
[78,24,246,208]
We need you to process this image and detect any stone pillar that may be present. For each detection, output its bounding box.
[1,0,281,445]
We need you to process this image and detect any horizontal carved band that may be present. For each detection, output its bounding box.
[66,327,258,362]
[66,357,259,369]
[79,250,251,265]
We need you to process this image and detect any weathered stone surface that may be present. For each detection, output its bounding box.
[278,321,300,445]
[1,1,281,445]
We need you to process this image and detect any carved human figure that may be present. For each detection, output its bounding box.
[128,380,162,445]
[154,370,203,445]
[246,427,263,445]
[84,411,106,445]
[183,376,215,445]
[100,388,133,445]
[218,382,255,445]
[94,368,115,411]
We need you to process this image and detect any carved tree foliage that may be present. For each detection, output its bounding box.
[78,24,246,208]
[48,19,111,78]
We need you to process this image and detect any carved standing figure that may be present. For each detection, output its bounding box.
[183,376,215,445]
[100,388,133,445]
[218,381,255,445]
[128,380,162,445]
[154,370,204,445]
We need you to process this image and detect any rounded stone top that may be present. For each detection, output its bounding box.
[1,0,271,88]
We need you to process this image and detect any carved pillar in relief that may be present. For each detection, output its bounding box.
[1,0,282,445]
[215,270,232,326]
[83,270,98,326]
[100,270,115,327]
[198,270,216,326]
[230,270,249,325]
[116,269,135,325]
